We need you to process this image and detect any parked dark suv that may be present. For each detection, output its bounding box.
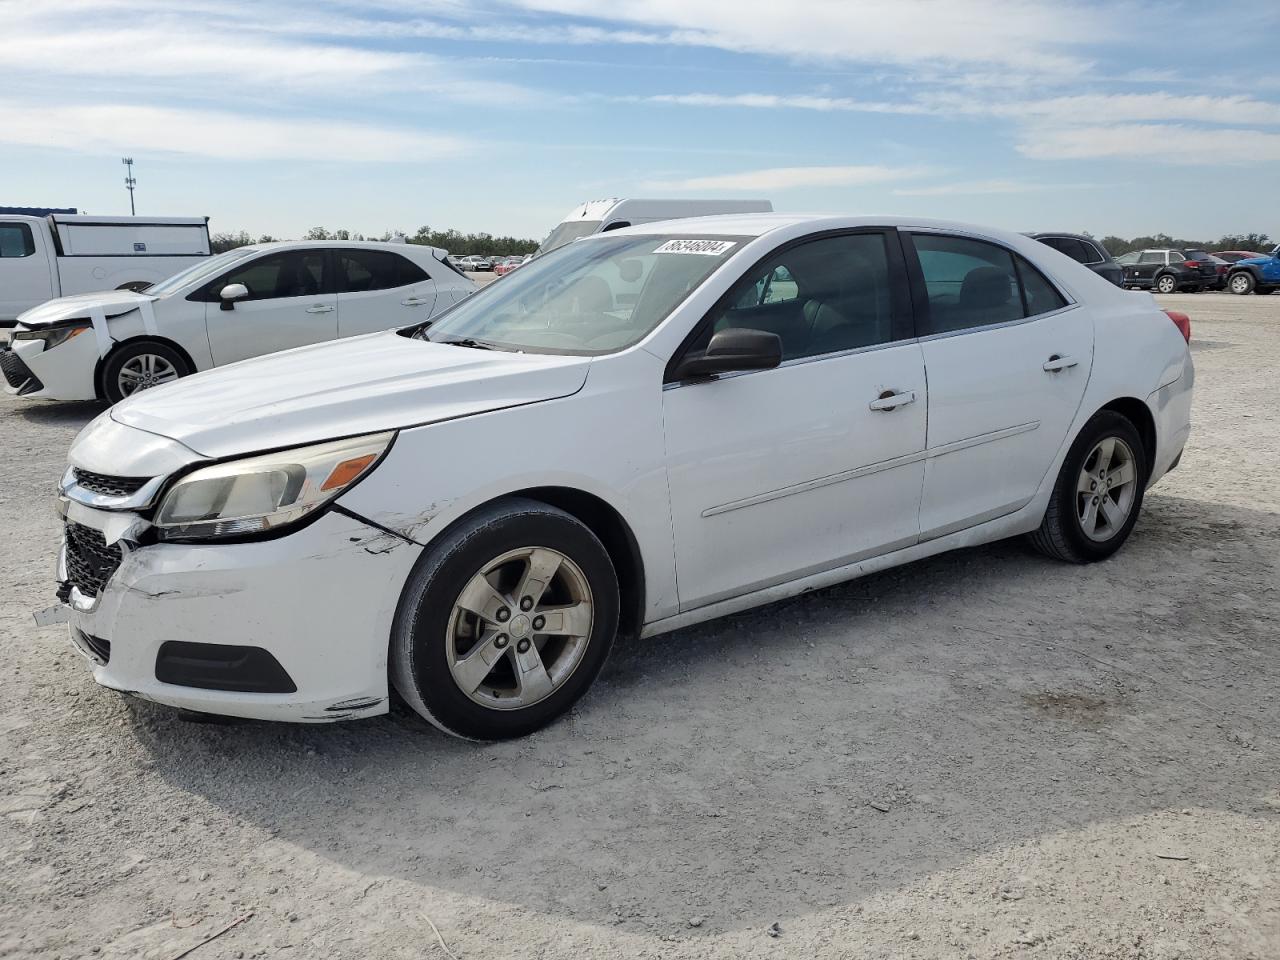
[1027,233,1123,286]
[1114,249,1210,293]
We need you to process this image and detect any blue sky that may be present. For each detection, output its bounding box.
[3,1,1278,243]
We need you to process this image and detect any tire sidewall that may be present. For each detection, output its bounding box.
[1229,272,1254,295]
[1155,274,1176,294]
[393,502,620,740]
[101,340,190,403]
[1053,412,1148,561]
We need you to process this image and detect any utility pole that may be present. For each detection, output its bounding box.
[121,157,136,215]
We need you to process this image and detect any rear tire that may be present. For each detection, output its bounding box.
[1028,411,1148,564]
[1154,274,1178,294]
[1228,272,1255,295]
[390,498,620,740]
[101,340,191,404]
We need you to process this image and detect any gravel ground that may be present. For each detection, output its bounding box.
[1,293,1277,960]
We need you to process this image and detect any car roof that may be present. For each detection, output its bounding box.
[596,213,1066,256]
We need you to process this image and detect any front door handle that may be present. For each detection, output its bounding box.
[1042,355,1078,372]
[869,390,917,412]
[305,304,334,314]
[401,297,431,306]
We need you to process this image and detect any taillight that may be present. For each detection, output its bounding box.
[1163,309,1191,343]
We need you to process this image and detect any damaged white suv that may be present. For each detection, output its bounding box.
[52,215,1194,739]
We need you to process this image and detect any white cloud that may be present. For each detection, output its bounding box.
[643,165,931,191]
[637,93,932,114]
[892,179,1074,197]
[1017,123,1280,164]
[0,103,467,162]
[507,0,1092,72]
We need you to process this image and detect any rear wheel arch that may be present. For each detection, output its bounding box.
[94,336,198,400]
[1095,397,1156,482]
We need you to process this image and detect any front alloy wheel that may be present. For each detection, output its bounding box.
[446,547,594,710]
[391,498,619,740]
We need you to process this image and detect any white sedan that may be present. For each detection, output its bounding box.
[50,215,1193,739]
[2,240,475,402]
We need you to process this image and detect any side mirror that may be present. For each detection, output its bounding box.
[219,283,249,310]
[674,327,783,381]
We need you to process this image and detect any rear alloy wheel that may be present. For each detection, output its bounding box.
[391,498,619,740]
[1155,274,1178,294]
[101,340,191,403]
[1028,411,1147,563]
[1228,272,1255,295]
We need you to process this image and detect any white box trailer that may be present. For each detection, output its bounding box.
[0,214,211,324]
[535,198,773,257]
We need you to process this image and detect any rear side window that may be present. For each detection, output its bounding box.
[1039,236,1092,264]
[338,250,428,292]
[219,251,327,301]
[910,233,1067,334]
[0,223,36,258]
[1139,251,1164,264]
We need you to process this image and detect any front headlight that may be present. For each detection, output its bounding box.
[13,320,92,350]
[153,432,395,541]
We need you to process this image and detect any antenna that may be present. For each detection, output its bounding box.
[121,157,136,215]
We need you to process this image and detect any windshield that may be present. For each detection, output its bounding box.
[535,220,603,257]
[144,247,257,297]
[422,234,744,355]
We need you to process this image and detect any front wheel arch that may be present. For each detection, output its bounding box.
[94,336,198,401]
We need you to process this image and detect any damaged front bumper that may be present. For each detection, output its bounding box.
[52,501,421,722]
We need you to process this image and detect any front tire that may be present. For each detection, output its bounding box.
[101,340,191,403]
[391,498,619,740]
[1228,272,1255,295]
[1028,411,1148,564]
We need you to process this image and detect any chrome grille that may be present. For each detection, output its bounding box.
[72,468,149,498]
[64,522,123,598]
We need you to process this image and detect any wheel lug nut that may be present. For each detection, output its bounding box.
[532,615,545,631]
[516,639,531,653]
[1090,481,1097,491]
[495,634,508,648]
[496,608,510,622]
[1093,496,1099,504]
[520,596,534,612]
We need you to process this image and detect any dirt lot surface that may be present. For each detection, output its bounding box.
[1,293,1277,960]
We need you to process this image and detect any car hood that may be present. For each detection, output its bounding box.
[108,331,592,459]
[17,290,155,327]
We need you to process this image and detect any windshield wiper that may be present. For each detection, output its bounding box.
[438,337,501,351]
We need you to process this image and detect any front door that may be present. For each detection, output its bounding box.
[335,248,437,338]
[0,221,55,319]
[204,249,336,365]
[905,231,1093,540]
[663,230,927,611]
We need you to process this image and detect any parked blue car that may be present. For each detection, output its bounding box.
[1227,246,1280,295]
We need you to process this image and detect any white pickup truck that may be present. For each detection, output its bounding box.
[0,214,211,325]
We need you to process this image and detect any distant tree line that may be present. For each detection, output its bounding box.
[1095,232,1273,256]
[210,226,540,256]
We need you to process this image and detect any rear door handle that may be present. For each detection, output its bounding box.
[305,304,334,314]
[869,390,916,412]
[1042,355,1078,372]
[401,297,431,306]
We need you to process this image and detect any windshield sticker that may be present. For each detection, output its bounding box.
[653,239,737,256]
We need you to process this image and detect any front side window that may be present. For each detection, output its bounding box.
[220,250,327,301]
[338,250,427,293]
[696,233,896,362]
[0,223,36,258]
[423,234,742,355]
[910,233,1067,334]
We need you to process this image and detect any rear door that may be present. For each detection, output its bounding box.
[1131,250,1164,287]
[203,249,336,365]
[906,231,1093,539]
[334,248,436,338]
[663,229,927,610]
[0,221,56,319]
